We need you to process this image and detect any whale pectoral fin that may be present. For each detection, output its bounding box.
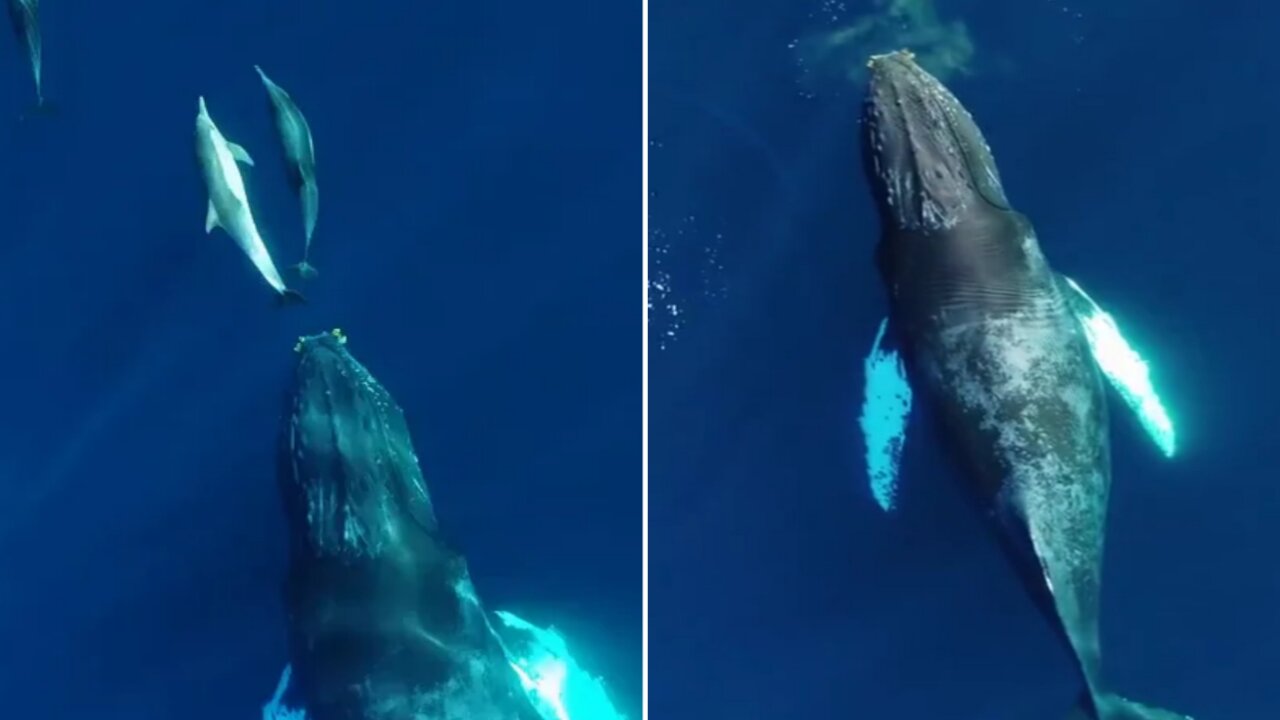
[262,664,304,720]
[226,141,255,166]
[860,316,913,512]
[204,201,219,233]
[1058,274,1177,458]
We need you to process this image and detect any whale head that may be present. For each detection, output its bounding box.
[279,330,542,720]
[861,50,1010,234]
[282,329,439,562]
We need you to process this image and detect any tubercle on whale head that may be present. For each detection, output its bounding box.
[860,49,1011,234]
[289,329,357,397]
[294,327,346,353]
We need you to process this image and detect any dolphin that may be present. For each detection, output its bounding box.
[7,0,46,109]
[857,50,1190,720]
[194,96,303,303]
[255,65,319,279]
[278,329,542,720]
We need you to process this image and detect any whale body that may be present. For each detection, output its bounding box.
[858,50,1190,720]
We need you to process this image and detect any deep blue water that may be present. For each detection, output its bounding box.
[0,2,639,717]
[651,1,1277,718]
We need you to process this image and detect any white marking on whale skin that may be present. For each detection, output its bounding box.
[922,289,1108,619]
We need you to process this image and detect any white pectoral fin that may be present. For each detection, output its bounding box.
[860,317,913,512]
[226,141,255,166]
[1059,275,1177,458]
[204,200,219,233]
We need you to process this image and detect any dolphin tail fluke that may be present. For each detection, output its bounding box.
[293,260,318,280]
[277,288,307,306]
[1069,691,1195,720]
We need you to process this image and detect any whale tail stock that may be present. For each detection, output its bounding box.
[1067,690,1195,720]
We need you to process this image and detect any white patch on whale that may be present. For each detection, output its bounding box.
[922,287,1107,613]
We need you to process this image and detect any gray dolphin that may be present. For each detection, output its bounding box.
[255,64,319,279]
[858,50,1190,720]
[194,96,304,304]
[7,0,45,108]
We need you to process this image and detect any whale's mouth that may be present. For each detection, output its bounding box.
[861,49,1010,233]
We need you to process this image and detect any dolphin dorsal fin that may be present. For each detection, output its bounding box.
[1058,274,1177,458]
[226,141,255,166]
[205,200,219,233]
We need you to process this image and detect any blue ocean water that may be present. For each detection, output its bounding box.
[650,1,1276,718]
[0,2,639,717]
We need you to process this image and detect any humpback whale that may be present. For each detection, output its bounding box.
[857,50,1190,720]
[194,96,303,303]
[6,0,45,108]
[279,329,541,720]
[255,65,320,279]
